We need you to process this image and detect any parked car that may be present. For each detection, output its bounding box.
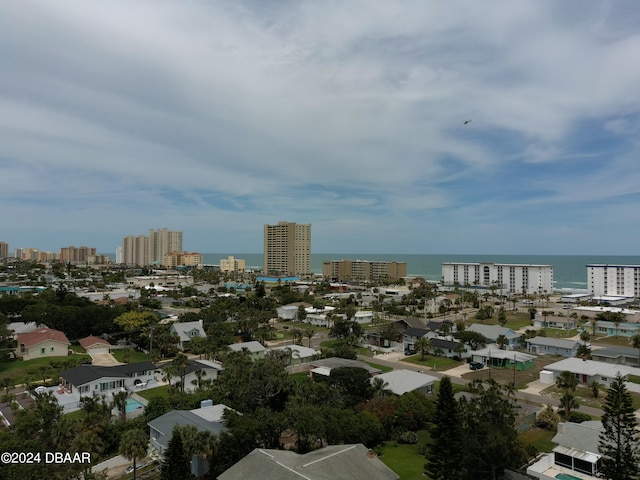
[123,463,146,475]
[469,362,484,370]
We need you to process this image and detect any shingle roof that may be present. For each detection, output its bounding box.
[372,370,437,396]
[552,421,602,455]
[430,338,461,350]
[218,444,399,480]
[310,357,381,375]
[468,324,520,340]
[526,337,579,349]
[169,321,206,342]
[17,328,70,348]
[228,341,266,353]
[403,328,430,338]
[60,361,158,386]
[78,336,110,349]
[148,409,228,450]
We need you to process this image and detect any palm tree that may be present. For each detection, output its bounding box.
[304,327,316,348]
[589,380,601,398]
[371,377,391,397]
[118,428,149,480]
[579,330,590,344]
[556,370,578,417]
[172,353,189,393]
[415,336,432,361]
[112,390,130,422]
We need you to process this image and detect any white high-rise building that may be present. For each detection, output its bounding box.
[121,229,183,266]
[115,247,123,264]
[263,221,311,277]
[587,264,640,298]
[442,262,554,295]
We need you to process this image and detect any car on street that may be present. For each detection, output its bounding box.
[123,463,146,475]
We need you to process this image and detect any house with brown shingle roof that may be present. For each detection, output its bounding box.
[17,327,70,360]
[78,336,111,355]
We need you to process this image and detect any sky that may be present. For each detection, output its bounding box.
[1,1,640,255]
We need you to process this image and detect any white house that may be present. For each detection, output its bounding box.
[169,320,207,350]
[228,341,266,360]
[542,357,640,387]
[526,337,580,358]
[269,345,319,365]
[372,369,437,396]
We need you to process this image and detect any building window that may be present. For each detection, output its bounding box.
[41,347,46,354]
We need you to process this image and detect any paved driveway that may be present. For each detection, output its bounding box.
[90,353,122,366]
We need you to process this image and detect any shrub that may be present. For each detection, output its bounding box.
[568,412,591,424]
[398,431,419,444]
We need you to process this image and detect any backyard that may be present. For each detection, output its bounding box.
[379,430,430,480]
[462,355,559,389]
[0,354,91,386]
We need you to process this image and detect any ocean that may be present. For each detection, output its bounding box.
[201,253,640,292]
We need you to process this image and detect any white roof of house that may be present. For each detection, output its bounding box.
[372,369,437,396]
[229,341,266,353]
[190,404,233,422]
[526,337,580,349]
[468,324,520,340]
[472,348,535,362]
[270,344,319,358]
[545,357,640,378]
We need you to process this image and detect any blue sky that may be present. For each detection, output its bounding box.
[1,1,640,255]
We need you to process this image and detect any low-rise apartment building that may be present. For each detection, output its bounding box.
[322,260,407,283]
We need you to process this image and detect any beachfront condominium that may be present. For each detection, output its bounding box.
[263,221,311,277]
[0,242,8,259]
[441,262,553,295]
[60,246,97,264]
[121,228,183,266]
[587,264,640,298]
[220,255,246,273]
[322,260,407,283]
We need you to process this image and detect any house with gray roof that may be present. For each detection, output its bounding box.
[169,320,206,351]
[402,327,430,352]
[156,358,223,392]
[148,403,230,455]
[542,357,640,387]
[526,337,580,357]
[591,346,640,367]
[269,344,320,366]
[527,421,603,479]
[218,443,399,480]
[467,324,521,348]
[228,341,266,360]
[372,369,437,396]
[429,337,468,359]
[309,357,382,377]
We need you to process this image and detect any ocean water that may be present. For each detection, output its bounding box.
[203,253,640,292]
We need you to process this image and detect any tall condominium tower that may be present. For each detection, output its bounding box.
[0,242,8,259]
[149,228,183,265]
[122,235,150,266]
[263,221,311,277]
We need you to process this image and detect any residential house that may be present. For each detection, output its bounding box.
[218,443,399,480]
[148,402,231,476]
[157,359,223,392]
[169,320,207,351]
[591,346,640,367]
[592,320,640,338]
[269,345,319,366]
[526,337,580,358]
[59,361,158,401]
[527,421,603,479]
[6,321,38,339]
[467,324,521,348]
[276,304,301,321]
[392,317,427,334]
[372,369,437,396]
[429,337,467,359]
[309,357,382,377]
[532,314,578,330]
[149,402,230,455]
[541,357,640,387]
[228,341,266,360]
[78,336,111,355]
[470,348,536,371]
[402,327,430,352]
[17,327,70,360]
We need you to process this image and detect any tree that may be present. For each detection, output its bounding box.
[496,334,509,350]
[296,305,307,323]
[426,376,465,479]
[589,380,601,399]
[112,390,130,422]
[556,370,578,418]
[172,353,190,393]
[580,330,591,344]
[114,310,158,332]
[118,428,148,480]
[304,326,316,348]
[414,336,431,360]
[598,375,640,480]
[537,404,560,430]
[497,307,507,327]
[454,330,487,350]
[160,426,191,480]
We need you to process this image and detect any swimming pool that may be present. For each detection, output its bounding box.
[125,398,145,413]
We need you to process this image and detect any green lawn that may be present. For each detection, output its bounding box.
[111,349,150,364]
[379,430,430,480]
[538,328,578,339]
[136,385,170,401]
[519,427,556,453]
[0,355,91,386]
[592,336,635,347]
[401,354,461,372]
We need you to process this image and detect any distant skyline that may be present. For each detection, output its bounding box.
[2,1,640,255]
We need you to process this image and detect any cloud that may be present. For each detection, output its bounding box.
[0,1,639,254]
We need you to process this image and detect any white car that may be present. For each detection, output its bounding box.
[123,463,145,475]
